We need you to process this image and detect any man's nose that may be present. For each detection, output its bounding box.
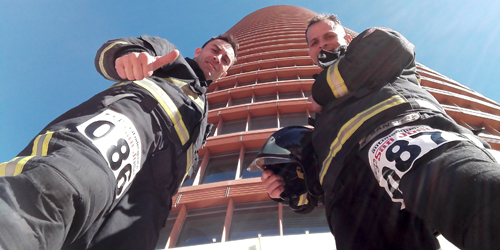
[213,54,222,63]
[318,41,326,50]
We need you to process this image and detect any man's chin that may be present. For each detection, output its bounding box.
[309,57,319,66]
[205,72,213,81]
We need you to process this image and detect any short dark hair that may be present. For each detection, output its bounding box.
[305,14,342,44]
[202,34,239,64]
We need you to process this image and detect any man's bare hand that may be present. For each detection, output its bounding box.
[308,95,323,114]
[261,169,285,199]
[115,50,180,80]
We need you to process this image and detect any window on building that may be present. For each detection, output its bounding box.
[254,93,277,103]
[175,206,227,247]
[220,118,247,135]
[180,174,195,187]
[300,75,315,80]
[201,151,239,184]
[180,159,203,187]
[257,78,276,84]
[484,125,500,136]
[282,204,330,235]
[230,96,253,106]
[229,201,280,241]
[461,122,485,135]
[218,84,235,90]
[155,213,178,249]
[278,76,298,81]
[240,148,262,179]
[279,91,303,100]
[238,81,255,87]
[280,112,308,127]
[209,101,228,110]
[208,123,217,137]
[249,114,277,131]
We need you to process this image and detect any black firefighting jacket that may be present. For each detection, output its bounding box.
[95,35,210,195]
[311,28,476,194]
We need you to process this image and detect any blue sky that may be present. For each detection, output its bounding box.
[1,0,499,161]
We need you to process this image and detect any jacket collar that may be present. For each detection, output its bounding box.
[155,56,212,95]
[185,57,212,94]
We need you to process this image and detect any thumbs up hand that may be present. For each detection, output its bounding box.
[115,50,180,80]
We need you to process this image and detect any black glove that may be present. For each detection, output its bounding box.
[265,163,321,214]
[317,45,347,69]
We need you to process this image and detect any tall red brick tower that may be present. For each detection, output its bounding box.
[416,63,500,149]
[156,5,500,249]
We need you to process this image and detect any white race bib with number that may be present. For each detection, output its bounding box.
[368,125,466,207]
[77,109,142,199]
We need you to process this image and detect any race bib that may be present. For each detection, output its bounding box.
[368,125,466,208]
[77,109,142,199]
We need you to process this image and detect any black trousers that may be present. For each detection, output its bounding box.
[326,156,440,250]
[400,140,500,250]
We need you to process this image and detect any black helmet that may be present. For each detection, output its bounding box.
[248,126,323,213]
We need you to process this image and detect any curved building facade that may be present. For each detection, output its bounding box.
[155,5,500,249]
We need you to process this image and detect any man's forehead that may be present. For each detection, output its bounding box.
[208,39,235,58]
[307,20,342,39]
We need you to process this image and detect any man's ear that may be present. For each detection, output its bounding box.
[194,47,202,58]
[344,34,353,45]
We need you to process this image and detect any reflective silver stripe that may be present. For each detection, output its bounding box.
[186,144,194,175]
[133,79,190,145]
[1,131,55,176]
[0,157,21,176]
[32,132,53,156]
[319,95,408,184]
[99,41,129,82]
[0,156,35,176]
[359,112,421,149]
[326,61,349,98]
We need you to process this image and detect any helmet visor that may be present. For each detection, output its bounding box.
[247,156,302,172]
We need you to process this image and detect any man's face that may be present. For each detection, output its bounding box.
[194,39,235,81]
[306,20,351,65]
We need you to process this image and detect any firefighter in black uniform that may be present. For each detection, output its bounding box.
[0,34,237,250]
[261,14,500,250]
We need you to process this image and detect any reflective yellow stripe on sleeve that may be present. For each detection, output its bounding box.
[133,79,190,145]
[99,41,129,82]
[1,131,54,177]
[326,61,349,98]
[0,157,34,176]
[319,95,408,184]
[32,131,54,156]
